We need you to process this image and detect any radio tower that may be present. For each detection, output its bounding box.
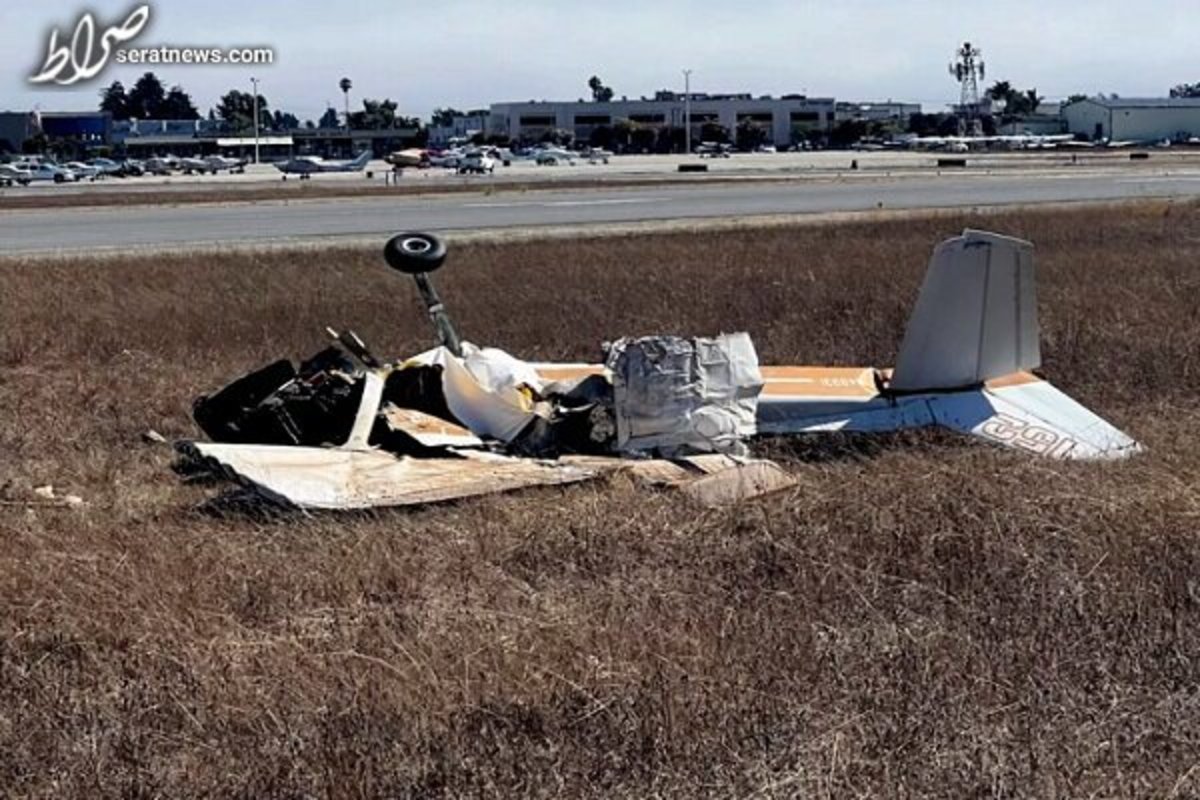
[949,41,985,136]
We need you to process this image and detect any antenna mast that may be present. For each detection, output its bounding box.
[949,41,985,136]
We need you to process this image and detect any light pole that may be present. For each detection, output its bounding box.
[339,77,353,157]
[339,77,352,130]
[250,76,260,164]
[682,68,692,155]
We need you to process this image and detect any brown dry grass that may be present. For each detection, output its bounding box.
[2,202,1200,797]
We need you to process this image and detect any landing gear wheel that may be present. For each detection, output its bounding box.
[383,232,447,274]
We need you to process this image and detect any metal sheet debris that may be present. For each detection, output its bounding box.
[178,441,598,510]
[607,333,763,457]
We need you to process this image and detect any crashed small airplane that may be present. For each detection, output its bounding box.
[175,229,1139,511]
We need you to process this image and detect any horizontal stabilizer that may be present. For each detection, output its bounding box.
[928,378,1140,460]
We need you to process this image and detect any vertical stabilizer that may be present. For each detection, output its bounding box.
[890,230,1039,391]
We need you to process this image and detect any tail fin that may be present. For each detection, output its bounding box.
[352,150,372,169]
[890,230,1039,391]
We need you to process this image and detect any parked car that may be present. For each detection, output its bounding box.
[26,163,75,183]
[0,164,33,186]
[88,157,124,176]
[66,161,100,180]
[457,151,496,174]
[114,159,145,177]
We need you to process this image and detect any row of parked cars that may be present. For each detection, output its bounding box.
[0,156,162,186]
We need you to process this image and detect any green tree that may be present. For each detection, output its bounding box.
[1170,83,1200,98]
[318,107,339,129]
[348,98,398,130]
[735,120,769,151]
[431,107,464,127]
[587,75,614,102]
[272,110,300,130]
[589,124,613,148]
[1023,89,1043,114]
[1066,93,1089,104]
[99,81,129,120]
[159,85,199,119]
[699,121,729,144]
[217,89,270,134]
[126,72,166,118]
[985,80,1013,103]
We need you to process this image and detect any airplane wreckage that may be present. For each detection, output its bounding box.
[174,229,1140,511]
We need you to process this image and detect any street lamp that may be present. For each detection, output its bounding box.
[250,76,260,164]
[682,69,693,155]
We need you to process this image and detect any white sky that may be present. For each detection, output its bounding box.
[2,0,1196,121]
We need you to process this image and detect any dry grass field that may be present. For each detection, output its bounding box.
[2,201,1200,797]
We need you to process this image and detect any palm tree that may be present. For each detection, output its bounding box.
[1024,88,1043,115]
[985,80,1013,103]
[339,77,352,130]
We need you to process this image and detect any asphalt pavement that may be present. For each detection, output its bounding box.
[3,171,1199,254]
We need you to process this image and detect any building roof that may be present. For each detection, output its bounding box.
[216,136,293,147]
[1079,97,1200,109]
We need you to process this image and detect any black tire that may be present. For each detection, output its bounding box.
[53,173,65,183]
[383,232,446,274]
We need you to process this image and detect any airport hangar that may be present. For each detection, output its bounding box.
[485,94,918,147]
[1062,97,1200,142]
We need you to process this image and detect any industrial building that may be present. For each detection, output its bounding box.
[113,118,420,158]
[1062,97,1200,142]
[487,93,838,147]
[0,112,38,153]
[0,111,111,154]
[834,101,921,125]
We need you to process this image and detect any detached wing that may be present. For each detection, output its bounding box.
[177,443,599,510]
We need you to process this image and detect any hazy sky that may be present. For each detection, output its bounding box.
[2,1,1196,120]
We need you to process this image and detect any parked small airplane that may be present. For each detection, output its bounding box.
[143,156,180,175]
[904,133,1080,151]
[534,146,576,165]
[177,229,1140,513]
[274,150,372,179]
[180,155,246,175]
[385,148,428,168]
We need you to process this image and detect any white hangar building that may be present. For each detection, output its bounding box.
[1062,97,1200,142]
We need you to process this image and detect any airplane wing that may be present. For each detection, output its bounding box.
[177,442,600,510]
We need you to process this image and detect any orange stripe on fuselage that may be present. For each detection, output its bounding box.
[758,366,879,398]
[983,371,1042,390]
[533,364,882,399]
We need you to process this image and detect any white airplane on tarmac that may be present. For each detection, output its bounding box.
[274,150,371,179]
[180,155,246,175]
[903,133,1080,151]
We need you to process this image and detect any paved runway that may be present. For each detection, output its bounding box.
[3,171,1199,254]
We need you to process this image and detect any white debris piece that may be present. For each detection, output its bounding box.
[412,343,547,443]
[606,333,764,457]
